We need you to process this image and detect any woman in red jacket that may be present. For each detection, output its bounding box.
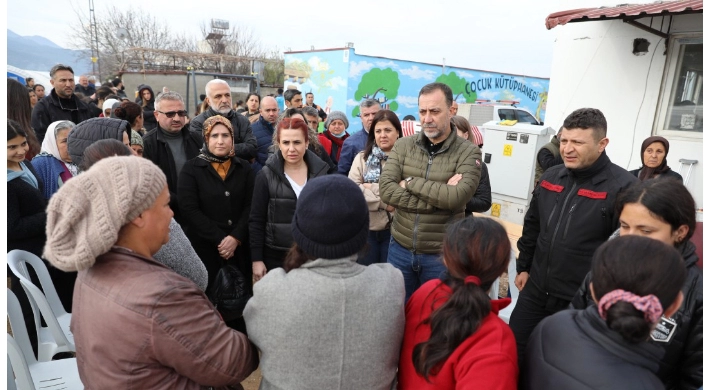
[398,217,518,390]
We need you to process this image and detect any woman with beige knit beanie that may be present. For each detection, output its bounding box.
[178,115,255,331]
[43,156,259,389]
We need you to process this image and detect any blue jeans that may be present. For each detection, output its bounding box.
[357,230,391,266]
[387,237,446,302]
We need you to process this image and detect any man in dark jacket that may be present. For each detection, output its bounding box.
[304,92,327,122]
[250,96,279,172]
[31,64,93,143]
[74,75,96,97]
[142,91,202,225]
[337,98,380,175]
[509,108,638,367]
[190,79,257,161]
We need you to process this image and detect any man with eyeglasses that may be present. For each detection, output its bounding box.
[142,91,203,225]
[190,79,257,161]
[31,64,92,143]
[250,96,280,173]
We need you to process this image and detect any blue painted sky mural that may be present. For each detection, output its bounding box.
[284,48,550,133]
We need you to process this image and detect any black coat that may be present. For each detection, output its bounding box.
[178,155,255,289]
[466,161,492,213]
[67,117,132,168]
[516,152,638,300]
[571,238,703,390]
[190,108,258,161]
[249,150,329,269]
[31,88,93,143]
[136,85,157,131]
[628,167,684,182]
[142,124,203,223]
[523,306,666,390]
[8,161,46,257]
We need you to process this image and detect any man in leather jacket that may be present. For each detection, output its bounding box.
[509,108,637,367]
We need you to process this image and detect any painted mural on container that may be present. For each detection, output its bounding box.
[284,49,550,133]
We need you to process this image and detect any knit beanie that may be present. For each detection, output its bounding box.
[130,130,144,147]
[43,156,167,272]
[291,175,369,259]
[325,110,349,130]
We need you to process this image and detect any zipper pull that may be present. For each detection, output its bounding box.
[428,155,433,165]
[568,204,577,214]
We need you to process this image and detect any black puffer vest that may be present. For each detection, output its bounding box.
[261,149,329,251]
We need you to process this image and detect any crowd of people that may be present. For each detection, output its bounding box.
[6,64,703,390]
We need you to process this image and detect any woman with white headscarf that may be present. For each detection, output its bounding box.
[31,120,79,199]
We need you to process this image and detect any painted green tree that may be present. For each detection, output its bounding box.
[436,71,476,102]
[352,68,400,117]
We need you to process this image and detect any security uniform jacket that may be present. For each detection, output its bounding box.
[249,150,329,270]
[571,237,703,390]
[190,108,258,161]
[31,88,93,143]
[379,126,482,254]
[516,151,637,301]
[524,306,665,390]
[142,124,203,223]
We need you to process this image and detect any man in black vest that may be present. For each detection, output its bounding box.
[190,79,257,161]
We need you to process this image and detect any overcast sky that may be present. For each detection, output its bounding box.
[5,0,619,78]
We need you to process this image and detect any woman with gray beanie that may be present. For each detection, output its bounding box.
[43,156,258,389]
[318,110,350,164]
[244,174,405,390]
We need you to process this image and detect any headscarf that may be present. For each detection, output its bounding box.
[40,121,80,176]
[638,136,671,181]
[363,146,388,183]
[130,130,144,147]
[197,115,235,163]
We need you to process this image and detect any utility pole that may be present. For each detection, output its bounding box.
[89,0,101,81]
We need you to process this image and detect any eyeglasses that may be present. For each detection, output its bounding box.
[157,110,188,118]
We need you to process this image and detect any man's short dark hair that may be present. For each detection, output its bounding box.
[50,64,75,79]
[199,94,206,100]
[111,78,122,87]
[402,114,416,121]
[305,92,314,98]
[562,108,607,141]
[277,88,284,94]
[418,82,453,108]
[284,89,302,103]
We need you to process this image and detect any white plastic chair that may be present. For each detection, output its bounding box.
[7,289,83,390]
[7,250,75,361]
[498,252,519,324]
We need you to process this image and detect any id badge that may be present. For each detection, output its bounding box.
[650,316,677,343]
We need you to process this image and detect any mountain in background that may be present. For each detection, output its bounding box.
[7,29,92,74]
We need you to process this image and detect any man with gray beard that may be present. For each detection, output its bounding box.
[190,79,257,160]
[379,82,482,302]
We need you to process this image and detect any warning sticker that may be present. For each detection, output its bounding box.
[503,144,513,157]
[491,203,501,217]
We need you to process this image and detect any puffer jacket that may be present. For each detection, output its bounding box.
[348,151,392,231]
[570,236,703,390]
[249,150,329,263]
[379,127,482,254]
[71,247,258,389]
[67,117,131,168]
[190,107,257,161]
[523,305,666,390]
[516,152,638,300]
